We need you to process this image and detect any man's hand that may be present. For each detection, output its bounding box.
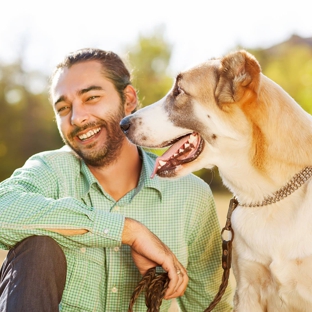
[122,218,188,299]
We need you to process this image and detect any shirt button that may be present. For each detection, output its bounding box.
[80,247,86,253]
[104,228,109,235]
[114,206,120,211]
[112,287,118,293]
[113,247,120,252]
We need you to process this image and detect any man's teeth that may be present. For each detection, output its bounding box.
[78,128,101,140]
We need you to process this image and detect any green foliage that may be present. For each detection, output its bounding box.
[248,43,312,114]
[125,27,174,107]
[0,61,63,181]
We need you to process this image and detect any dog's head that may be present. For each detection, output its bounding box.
[120,50,263,179]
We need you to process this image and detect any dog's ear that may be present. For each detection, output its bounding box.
[215,50,261,105]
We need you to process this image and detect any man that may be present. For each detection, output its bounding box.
[0,48,232,311]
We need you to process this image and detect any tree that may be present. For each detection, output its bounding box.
[124,26,174,108]
[0,61,62,181]
[248,38,312,114]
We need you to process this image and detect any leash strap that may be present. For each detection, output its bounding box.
[128,267,169,312]
[129,197,238,312]
[204,197,238,312]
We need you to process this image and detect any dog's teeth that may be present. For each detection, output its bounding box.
[173,153,178,157]
[159,160,166,166]
[184,143,190,148]
[179,148,184,153]
[189,134,197,144]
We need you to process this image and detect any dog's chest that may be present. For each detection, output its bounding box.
[231,201,312,260]
[231,199,312,311]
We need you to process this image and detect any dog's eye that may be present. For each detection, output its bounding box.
[173,86,184,97]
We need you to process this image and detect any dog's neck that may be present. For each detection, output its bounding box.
[237,166,312,207]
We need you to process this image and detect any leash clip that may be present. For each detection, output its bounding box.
[221,228,233,270]
[220,197,238,270]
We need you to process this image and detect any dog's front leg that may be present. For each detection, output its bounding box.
[233,285,265,312]
[232,254,270,311]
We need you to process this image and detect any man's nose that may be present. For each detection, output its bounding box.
[71,105,88,126]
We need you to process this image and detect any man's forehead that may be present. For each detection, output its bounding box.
[51,62,105,96]
[53,61,103,82]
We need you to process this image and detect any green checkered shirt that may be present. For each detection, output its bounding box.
[0,146,232,311]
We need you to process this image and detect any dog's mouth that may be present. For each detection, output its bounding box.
[151,132,204,178]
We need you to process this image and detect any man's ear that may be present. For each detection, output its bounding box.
[124,85,137,115]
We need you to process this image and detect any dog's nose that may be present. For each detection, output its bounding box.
[120,116,131,133]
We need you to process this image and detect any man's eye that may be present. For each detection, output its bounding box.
[57,106,70,114]
[87,95,99,101]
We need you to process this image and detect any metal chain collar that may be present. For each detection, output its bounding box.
[239,166,312,207]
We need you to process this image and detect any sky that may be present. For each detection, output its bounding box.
[1,0,312,76]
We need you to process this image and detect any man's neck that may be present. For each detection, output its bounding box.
[88,140,142,201]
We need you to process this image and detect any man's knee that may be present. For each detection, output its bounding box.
[11,235,67,275]
[17,236,63,258]
[0,236,67,311]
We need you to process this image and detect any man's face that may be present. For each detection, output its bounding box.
[51,60,126,167]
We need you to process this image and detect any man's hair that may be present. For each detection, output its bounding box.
[49,48,134,106]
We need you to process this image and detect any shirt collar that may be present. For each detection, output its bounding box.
[135,147,162,199]
[79,147,163,200]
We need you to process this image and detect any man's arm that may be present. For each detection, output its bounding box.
[47,217,189,299]
[122,217,189,299]
[0,153,124,249]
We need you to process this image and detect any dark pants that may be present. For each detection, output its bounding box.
[0,236,67,312]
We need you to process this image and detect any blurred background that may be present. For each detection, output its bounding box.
[0,0,312,270]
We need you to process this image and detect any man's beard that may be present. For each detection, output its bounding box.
[61,108,126,167]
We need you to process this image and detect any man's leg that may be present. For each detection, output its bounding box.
[0,236,67,312]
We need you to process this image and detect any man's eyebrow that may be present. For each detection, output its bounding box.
[54,96,66,107]
[54,86,104,106]
[79,85,103,95]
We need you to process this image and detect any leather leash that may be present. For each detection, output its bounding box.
[128,197,238,312]
[204,197,238,311]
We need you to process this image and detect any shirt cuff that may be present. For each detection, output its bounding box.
[91,210,125,247]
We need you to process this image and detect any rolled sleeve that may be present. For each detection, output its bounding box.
[91,209,125,246]
[0,150,126,250]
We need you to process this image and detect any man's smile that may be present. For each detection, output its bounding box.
[77,127,101,141]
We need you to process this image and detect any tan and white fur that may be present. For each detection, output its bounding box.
[120,50,312,311]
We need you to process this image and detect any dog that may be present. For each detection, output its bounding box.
[120,50,312,311]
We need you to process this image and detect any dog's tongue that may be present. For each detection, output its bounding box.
[151,135,192,178]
